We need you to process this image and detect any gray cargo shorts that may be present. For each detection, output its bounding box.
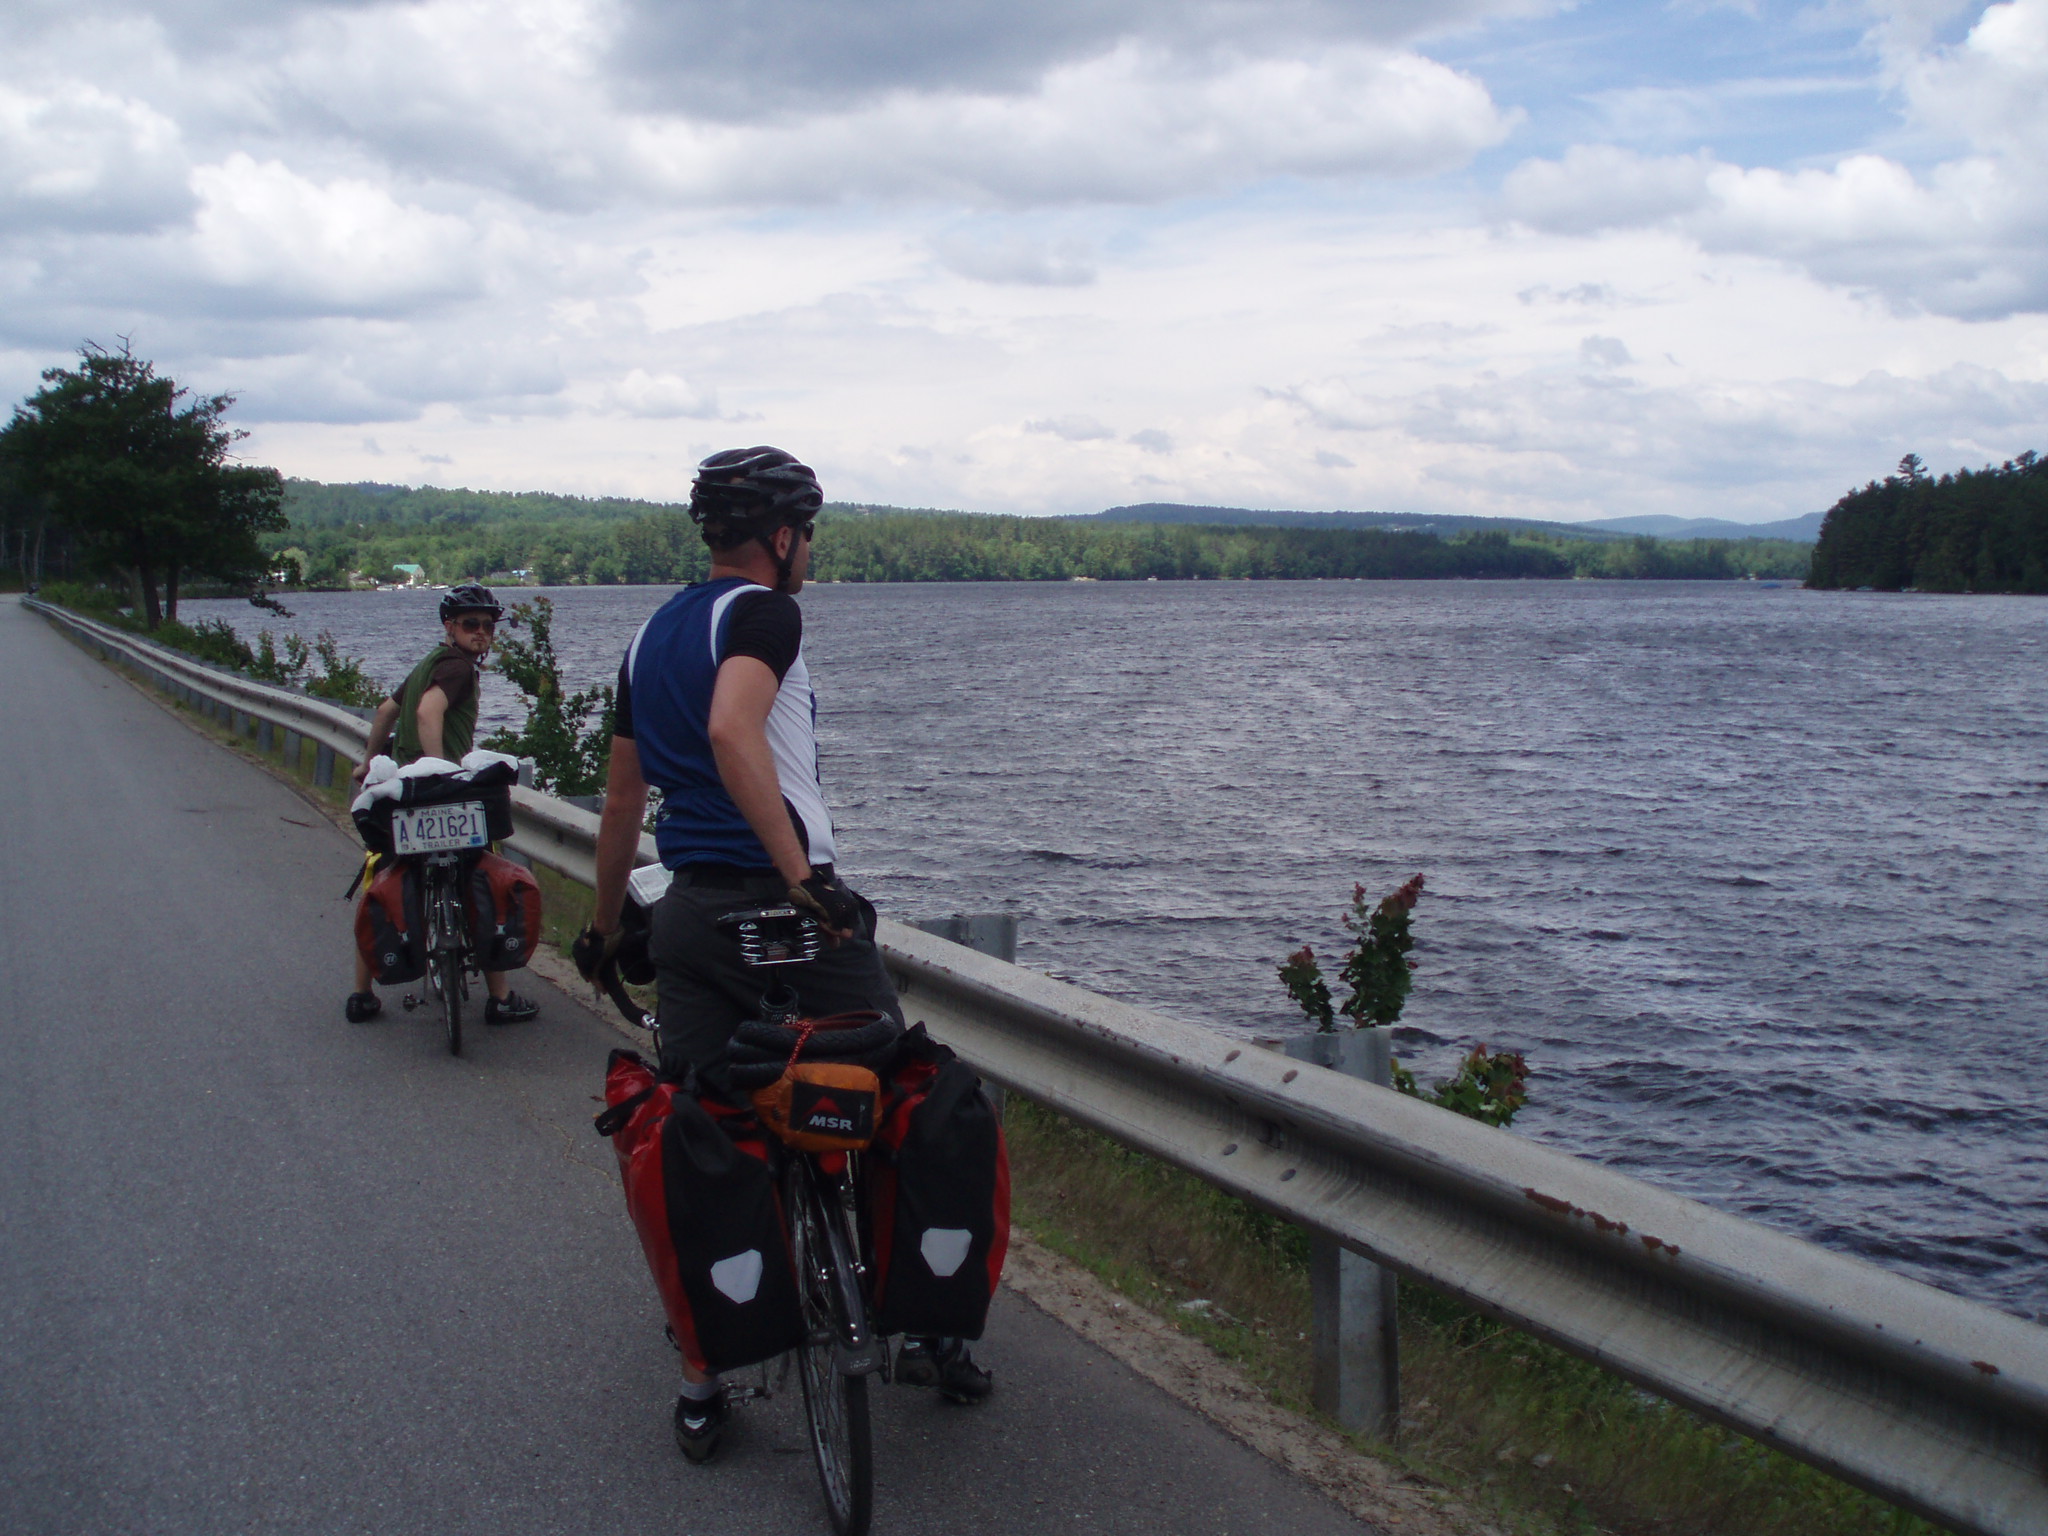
[647,866,906,1080]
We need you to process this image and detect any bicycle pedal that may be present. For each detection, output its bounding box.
[400,994,421,1011]
[724,1383,770,1405]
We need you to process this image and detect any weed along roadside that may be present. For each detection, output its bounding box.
[29,591,1979,1536]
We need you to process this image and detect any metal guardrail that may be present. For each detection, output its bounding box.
[31,596,2048,1536]
[26,600,621,883]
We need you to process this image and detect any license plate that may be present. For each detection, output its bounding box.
[390,801,489,854]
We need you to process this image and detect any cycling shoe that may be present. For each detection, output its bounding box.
[344,991,382,1023]
[897,1337,993,1403]
[673,1388,727,1463]
[484,990,539,1025]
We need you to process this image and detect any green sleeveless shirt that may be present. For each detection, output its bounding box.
[392,645,481,764]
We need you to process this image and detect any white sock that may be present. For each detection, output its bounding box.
[678,1376,721,1401]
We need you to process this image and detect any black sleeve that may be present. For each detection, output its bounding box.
[722,591,802,681]
[614,660,634,741]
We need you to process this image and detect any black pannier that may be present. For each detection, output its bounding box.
[353,860,425,984]
[594,1050,805,1375]
[869,1032,1010,1341]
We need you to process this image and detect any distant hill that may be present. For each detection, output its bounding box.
[1086,503,1631,542]
[1575,512,1825,542]
[1088,502,1820,543]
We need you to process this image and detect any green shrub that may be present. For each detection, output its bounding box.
[305,632,385,707]
[151,617,257,671]
[37,580,126,618]
[483,597,613,793]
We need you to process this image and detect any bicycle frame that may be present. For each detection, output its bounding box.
[400,849,481,1056]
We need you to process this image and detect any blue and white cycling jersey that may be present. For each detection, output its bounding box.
[617,577,837,872]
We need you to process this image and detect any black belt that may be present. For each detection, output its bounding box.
[676,863,829,889]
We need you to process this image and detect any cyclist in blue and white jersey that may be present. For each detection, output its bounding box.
[576,447,991,1461]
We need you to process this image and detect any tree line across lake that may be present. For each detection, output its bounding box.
[269,479,1812,587]
[1806,452,2048,593]
[25,340,2046,607]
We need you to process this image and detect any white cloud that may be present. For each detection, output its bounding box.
[606,368,720,419]
[1900,0,2048,160]
[629,43,1518,207]
[0,82,191,232]
[1281,357,2048,517]
[607,0,1555,117]
[1501,1,2048,318]
[1579,335,1633,368]
[1502,145,1718,232]
[181,155,491,315]
[934,232,1097,286]
[1027,415,1118,442]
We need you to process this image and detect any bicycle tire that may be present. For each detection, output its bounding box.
[788,1160,874,1536]
[438,950,462,1055]
[431,871,464,1057]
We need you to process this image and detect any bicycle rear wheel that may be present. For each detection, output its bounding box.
[430,874,465,1057]
[437,949,462,1055]
[788,1161,873,1536]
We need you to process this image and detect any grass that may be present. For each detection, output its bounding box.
[1003,1095,1951,1536]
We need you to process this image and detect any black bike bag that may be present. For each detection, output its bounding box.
[595,1050,805,1375]
[463,852,542,971]
[869,1032,1010,1340]
[353,860,425,984]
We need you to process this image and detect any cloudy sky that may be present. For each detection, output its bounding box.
[4,0,2045,523]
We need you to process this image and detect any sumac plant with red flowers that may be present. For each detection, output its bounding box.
[1278,874,1531,1128]
[1279,874,1424,1032]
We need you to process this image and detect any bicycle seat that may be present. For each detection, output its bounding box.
[716,905,822,967]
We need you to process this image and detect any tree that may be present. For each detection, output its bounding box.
[0,341,286,625]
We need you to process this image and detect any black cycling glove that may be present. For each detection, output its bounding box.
[788,870,862,939]
[572,924,623,981]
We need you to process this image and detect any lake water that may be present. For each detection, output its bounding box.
[183,580,2048,1319]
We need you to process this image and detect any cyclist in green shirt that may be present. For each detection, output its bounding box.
[344,585,540,1025]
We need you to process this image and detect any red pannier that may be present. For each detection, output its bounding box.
[593,1050,804,1375]
[868,1027,1010,1340]
[463,851,542,971]
[353,860,424,984]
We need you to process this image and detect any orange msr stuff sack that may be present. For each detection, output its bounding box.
[353,860,424,984]
[753,1060,883,1153]
[726,1008,898,1154]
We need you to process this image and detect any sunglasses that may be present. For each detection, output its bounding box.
[455,616,497,634]
[799,522,816,541]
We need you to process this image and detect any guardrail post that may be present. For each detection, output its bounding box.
[1283,1028,1401,1441]
[257,719,274,755]
[282,729,301,773]
[314,744,335,789]
[910,915,1017,1115]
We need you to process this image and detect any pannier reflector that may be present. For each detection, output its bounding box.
[710,1249,764,1304]
[920,1228,972,1278]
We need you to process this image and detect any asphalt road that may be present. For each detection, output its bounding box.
[0,597,1373,1536]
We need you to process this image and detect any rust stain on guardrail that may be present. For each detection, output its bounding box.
[1525,1187,1682,1260]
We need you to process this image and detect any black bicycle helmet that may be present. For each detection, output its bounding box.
[689,446,823,589]
[440,583,503,622]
